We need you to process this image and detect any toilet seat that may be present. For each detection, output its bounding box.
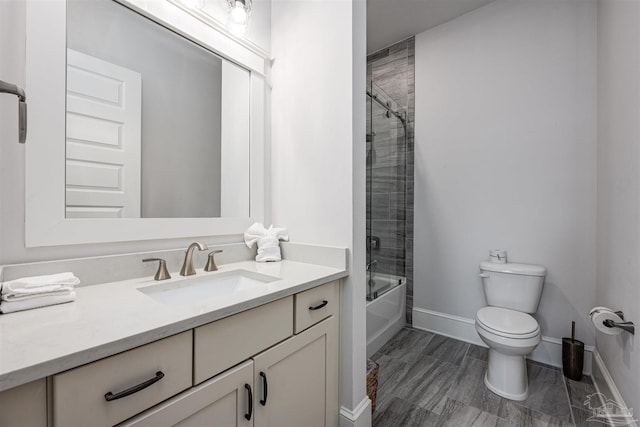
[476,307,540,339]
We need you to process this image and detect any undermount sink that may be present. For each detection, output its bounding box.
[138,269,279,306]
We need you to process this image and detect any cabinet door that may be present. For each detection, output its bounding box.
[253,316,338,427]
[120,360,254,427]
[0,379,47,427]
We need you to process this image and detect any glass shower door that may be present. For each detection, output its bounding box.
[366,82,407,300]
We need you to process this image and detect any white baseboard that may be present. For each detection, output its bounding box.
[340,396,372,427]
[412,307,593,374]
[591,349,638,427]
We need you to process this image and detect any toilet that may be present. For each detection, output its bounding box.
[475,261,546,401]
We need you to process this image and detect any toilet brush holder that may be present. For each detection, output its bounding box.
[562,321,584,381]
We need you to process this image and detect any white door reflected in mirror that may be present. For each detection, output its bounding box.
[65,0,250,219]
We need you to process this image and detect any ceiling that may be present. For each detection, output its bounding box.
[367,0,496,54]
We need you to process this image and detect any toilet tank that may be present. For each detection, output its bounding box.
[479,262,546,313]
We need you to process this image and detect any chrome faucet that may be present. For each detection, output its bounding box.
[180,242,208,276]
[366,260,378,271]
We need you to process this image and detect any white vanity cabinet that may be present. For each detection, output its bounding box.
[121,280,339,427]
[123,317,337,427]
[1,280,340,427]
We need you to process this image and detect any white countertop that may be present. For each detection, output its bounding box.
[0,259,347,392]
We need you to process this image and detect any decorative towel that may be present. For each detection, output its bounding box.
[0,272,79,314]
[0,291,76,314]
[244,222,289,262]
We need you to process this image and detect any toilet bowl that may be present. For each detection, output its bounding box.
[475,306,541,400]
[476,261,546,401]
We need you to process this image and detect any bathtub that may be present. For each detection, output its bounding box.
[366,273,406,357]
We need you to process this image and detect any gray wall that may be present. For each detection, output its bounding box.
[67,0,222,218]
[596,0,640,412]
[414,0,597,343]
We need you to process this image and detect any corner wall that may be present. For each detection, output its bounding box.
[596,0,640,414]
[270,0,369,423]
[413,0,598,355]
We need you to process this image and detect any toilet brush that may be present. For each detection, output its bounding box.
[562,321,584,381]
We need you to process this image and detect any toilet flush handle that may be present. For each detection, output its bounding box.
[479,273,490,278]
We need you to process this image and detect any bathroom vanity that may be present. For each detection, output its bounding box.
[0,246,346,427]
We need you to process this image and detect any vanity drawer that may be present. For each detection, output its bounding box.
[194,296,293,385]
[52,331,192,427]
[294,281,339,333]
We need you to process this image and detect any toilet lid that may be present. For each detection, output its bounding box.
[476,307,540,338]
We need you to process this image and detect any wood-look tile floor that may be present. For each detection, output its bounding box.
[371,328,598,426]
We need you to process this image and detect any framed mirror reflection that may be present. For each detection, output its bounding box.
[25,0,267,246]
[65,0,250,219]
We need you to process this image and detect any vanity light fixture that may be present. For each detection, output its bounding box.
[226,0,252,38]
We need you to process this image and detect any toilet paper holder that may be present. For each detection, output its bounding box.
[601,311,635,335]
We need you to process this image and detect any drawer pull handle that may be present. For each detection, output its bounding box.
[309,300,328,311]
[244,383,253,420]
[104,371,165,402]
[259,371,268,406]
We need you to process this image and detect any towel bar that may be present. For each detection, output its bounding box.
[0,79,27,143]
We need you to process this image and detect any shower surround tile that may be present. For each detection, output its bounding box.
[367,37,414,323]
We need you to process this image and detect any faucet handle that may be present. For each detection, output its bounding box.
[143,258,171,281]
[205,250,223,272]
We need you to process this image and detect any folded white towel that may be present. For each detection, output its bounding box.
[1,272,79,302]
[244,222,289,262]
[0,290,76,314]
[2,272,79,289]
[2,284,75,301]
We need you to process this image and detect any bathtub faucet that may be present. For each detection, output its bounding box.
[366,260,378,271]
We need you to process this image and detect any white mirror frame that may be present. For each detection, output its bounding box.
[25,0,267,247]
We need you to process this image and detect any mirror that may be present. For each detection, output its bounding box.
[25,0,267,246]
[65,0,249,219]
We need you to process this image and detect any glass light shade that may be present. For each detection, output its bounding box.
[227,0,251,37]
[230,3,248,24]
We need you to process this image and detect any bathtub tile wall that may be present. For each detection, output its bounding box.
[367,37,415,324]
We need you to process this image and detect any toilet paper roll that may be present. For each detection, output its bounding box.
[590,309,623,335]
[489,250,507,264]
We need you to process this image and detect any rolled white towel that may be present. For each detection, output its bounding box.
[244,223,289,262]
[1,272,79,301]
[0,291,76,314]
[255,235,284,262]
